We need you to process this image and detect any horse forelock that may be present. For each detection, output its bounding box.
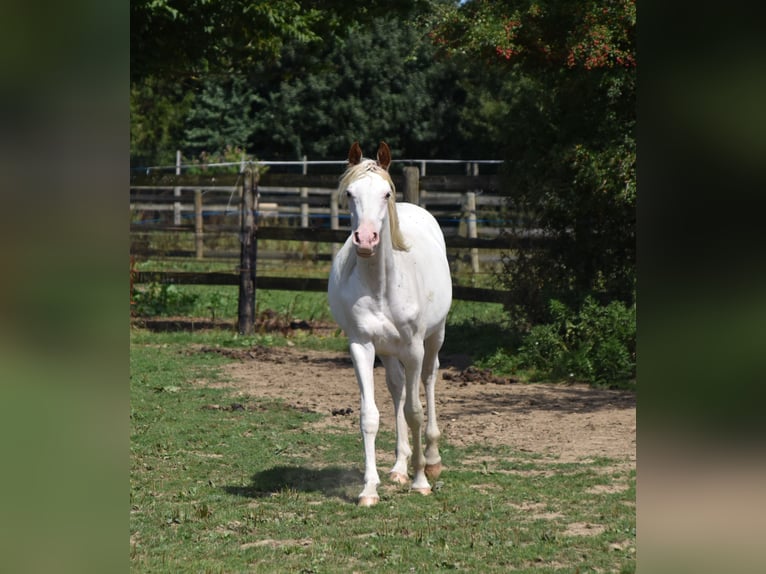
[339,159,393,193]
[339,160,409,251]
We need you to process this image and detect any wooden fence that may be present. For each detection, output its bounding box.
[130,167,546,332]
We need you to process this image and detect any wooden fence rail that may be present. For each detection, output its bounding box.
[133,270,509,305]
[130,172,538,250]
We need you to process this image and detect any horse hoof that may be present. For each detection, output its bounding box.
[425,463,442,480]
[389,472,409,485]
[358,496,379,507]
[411,487,432,496]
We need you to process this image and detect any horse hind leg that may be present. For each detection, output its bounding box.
[381,356,411,485]
[422,326,445,481]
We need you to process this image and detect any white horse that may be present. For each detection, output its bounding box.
[328,141,452,506]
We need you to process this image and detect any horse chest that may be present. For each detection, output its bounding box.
[348,293,418,351]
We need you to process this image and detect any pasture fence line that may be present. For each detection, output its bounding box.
[131,168,546,332]
[130,171,531,261]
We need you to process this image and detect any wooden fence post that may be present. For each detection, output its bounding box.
[194,189,204,259]
[300,187,309,227]
[465,191,480,274]
[238,166,259,335]
[300,186,309,256]
[402,166,420,205]
[173,150,182,225]
[330,188,340,259]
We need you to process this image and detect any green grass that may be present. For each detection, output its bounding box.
[130,335,636,573]
[132,252,521,365]
[131,283,336,323]
[132,265,503,320]
[131,286,516,356]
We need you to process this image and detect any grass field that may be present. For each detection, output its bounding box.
[130,326,635,573]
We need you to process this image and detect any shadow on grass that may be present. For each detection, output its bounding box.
[224,465,363,503]
[439,384,635,416]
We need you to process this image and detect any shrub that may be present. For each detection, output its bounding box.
[132,283,198,317]
[516,297,635,387]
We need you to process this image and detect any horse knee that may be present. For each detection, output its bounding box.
[360,405,380,435]
[421,360,439,382]
[404,404,423,428]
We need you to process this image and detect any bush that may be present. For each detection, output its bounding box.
[516,297,635,387]
[131,283,198,317]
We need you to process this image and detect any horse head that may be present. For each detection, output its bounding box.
[340,141,407,257]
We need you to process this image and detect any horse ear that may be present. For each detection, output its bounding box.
[348,142,362,166]
[377,141,391,171]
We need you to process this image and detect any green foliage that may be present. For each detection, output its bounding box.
[130,77,195,167]
[132,283,199,317]
[131,1,437,83]
[182,76,260,157]
[243,14,464,160]
[515,297,635,386]
[181,145,268,176]
[130,0,327,82]
[429,0,636,322]
[131,3,466,164]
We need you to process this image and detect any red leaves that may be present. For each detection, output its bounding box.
[430,0,635,70]
[496,46,515,59]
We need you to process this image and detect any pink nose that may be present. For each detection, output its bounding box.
[352,223,380,253]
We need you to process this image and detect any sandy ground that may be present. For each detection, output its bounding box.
[198,345,635,465]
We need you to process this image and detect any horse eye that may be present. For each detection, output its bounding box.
[346,191,352,198]
[385,192,391,199]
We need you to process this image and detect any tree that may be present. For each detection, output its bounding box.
[181,76,260,157]
[242,15,465,160]
[130,1,449,164]
[130,77,195,167]
[430,0,636,324]
[131,0,324,82]
[130,0,435,82]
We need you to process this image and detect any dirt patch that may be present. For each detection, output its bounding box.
[563,522,606,537]
[240,538,313,550]
[197,345,635,465]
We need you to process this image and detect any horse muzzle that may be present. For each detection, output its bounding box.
[352,225,380,257]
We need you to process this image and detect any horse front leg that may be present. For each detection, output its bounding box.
[380,356,411,485]
[349,341,380,506]
[402,345,431,495]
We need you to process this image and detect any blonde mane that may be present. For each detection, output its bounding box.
[339,159,409,251]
